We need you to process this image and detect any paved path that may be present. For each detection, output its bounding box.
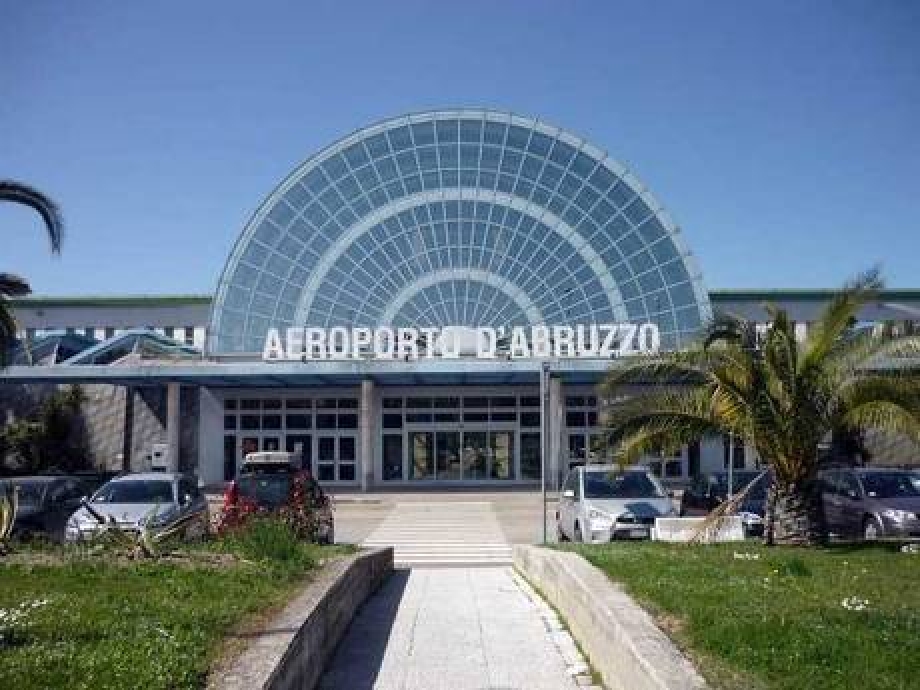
[360,501,513,567]
[318,567,595,690]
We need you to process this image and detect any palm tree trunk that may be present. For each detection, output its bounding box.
[765,480,827,546]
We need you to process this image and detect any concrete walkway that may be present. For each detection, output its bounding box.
[360,501,513,567]
[318,567,596,690]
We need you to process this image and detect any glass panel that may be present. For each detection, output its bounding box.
[491,397,516,408]
[241,399,261,410]
[263,399,282,410]
[463,397,488,408]
[262,437,280,452]
[406,413,432,424]
[285,435,312,471]
[519,396,540,407]
[433,396,460,408]
[286,414,311,430]
[223,436,236,481]
[568,434,587,466]
[406,397,432,408]
[566,411,586,427]
[463,412,488,423]
[383,398,403,409]
[241,415,260,430]
[436,432,461,480]
[224,415,237,431]
[434,413,459,423]
[286,398,311,409]
[463,431,488,480]
[340,436,356,462]
[383,413,403,429]
[490,432,514,480]
[409,432,434,480]
[318,465,335,482]
[224,399,238,410]
[317,414,337,429]
[263,415,282,430]
[520,433,541,480]
[491,411,516,422]
[383,435,403,480]
[338,413,358,429]
[317,398,337,409]
[338,399,358,409]
[520,411,540,427]
[339,464,356,481]
[240,437,259,464]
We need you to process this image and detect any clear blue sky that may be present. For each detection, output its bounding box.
[1,1,918,296]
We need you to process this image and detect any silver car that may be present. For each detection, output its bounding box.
[556,465,675,542]
[65,472,209,542]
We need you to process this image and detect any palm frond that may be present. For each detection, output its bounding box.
[0,273,31,298]
[843,401,920,444]
[0,301,19,367]
[802,267,882,370]
[703,311,758,350]
[0,179,64,253]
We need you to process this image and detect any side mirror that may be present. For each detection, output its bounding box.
[182,493,193,506]
[562,489,575,499]
[846,490,860,500]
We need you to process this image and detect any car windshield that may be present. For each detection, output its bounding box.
[237,475,291,507]
[583,471,665,499]
[92,480,174,504]
[860,472,920,499]
[11,480,47,505]
[713,473,769,499]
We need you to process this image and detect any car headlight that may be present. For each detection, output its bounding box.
[882,509,914,522]
[588,508,614,529]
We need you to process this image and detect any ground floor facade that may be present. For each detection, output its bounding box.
[195,381,754,490]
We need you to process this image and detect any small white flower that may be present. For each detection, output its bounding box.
[733,552,760,560]
[841,596,870,611]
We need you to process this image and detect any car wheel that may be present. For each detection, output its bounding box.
[573,521,583,543]
[863,516,883,541]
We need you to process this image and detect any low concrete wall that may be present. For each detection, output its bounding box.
[210,547,393,690]
[653,516,744,542]
[514,545,706,690]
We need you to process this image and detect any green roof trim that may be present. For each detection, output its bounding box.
[11,289,920,310]
[709,289,920,302]
[11,295,212,308]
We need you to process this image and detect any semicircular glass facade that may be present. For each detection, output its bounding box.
[210,109,711,353]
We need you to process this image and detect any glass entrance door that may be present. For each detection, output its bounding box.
[436,431,461,480]
[462,431,488,480]
[317,435,357,482]
[489,431,515,480]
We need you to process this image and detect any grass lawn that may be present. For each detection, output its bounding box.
[566,542,919,690]
[0,521,354,689]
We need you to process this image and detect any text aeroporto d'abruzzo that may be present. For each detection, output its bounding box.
[261,323,660,361]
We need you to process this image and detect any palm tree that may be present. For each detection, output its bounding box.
[0,180,64,364]
[600,270,920,546]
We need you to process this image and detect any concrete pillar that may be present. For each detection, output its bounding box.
[166,382,181,472]
[360,379,374,492]
[548,376,564,490]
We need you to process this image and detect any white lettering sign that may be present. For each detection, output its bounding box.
[262,324,660,361]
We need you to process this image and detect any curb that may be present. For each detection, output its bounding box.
[209,547,393,690]
[514,545,706,690]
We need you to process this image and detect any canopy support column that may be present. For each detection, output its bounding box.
[166,382,180,472]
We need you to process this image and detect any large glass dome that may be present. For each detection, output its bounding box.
[210,109,711,354]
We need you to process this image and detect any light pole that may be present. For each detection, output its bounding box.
[540,360,551,543]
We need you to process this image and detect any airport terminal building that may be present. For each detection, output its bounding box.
[5,109,919,488]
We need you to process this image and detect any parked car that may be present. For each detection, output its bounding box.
[819,467,920,540]
[681,470,772,536]
[223,451,334,544]
[556,465,674,542]
[65,472,209,542]
[2,476,93,541]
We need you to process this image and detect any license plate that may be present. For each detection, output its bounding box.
[629,528,648,538]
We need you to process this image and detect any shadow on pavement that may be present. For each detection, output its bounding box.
[319,568,411,690]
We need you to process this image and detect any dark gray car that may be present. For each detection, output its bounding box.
[819,467,920,540]
[3,476,92,541]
